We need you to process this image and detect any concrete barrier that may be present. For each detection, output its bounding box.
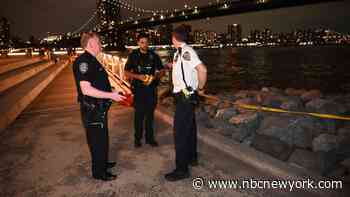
[0,61,70,132]
[0,58,42,75]
[0,61,55,93]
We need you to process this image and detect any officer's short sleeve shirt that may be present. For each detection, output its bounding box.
[125,51,137,71]
[74,56,96,84]
[73,51,112,102]
[172,44,202,93]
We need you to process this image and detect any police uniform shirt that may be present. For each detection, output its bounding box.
[125,49,163,86]
[172,43,202,93]
[73,51,112,102]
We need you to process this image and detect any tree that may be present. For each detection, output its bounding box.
[28,35,39,48]
[11,35,25,48]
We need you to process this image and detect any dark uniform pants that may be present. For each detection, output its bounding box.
[80,105,109,178]
[174,94,198,172]
[133,86,157,143]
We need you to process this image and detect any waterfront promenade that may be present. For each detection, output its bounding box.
[0,58,347,197]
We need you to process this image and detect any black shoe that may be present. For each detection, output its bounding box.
[164,169,190,182]
[107,161,116,168]
[146,140,159,147]
[134,141,142,148]
[93,172,117,181]
[190,159,199,167]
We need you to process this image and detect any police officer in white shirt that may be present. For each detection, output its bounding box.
[165,25,207,182]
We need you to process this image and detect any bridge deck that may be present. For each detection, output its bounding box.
[0,65,336,197]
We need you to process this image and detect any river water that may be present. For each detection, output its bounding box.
[189,45,350,95]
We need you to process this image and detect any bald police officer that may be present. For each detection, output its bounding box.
[165,26,207,181]
[72,32,125,181]
[125,33,165,148]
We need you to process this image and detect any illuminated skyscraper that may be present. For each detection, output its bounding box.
[228,24,242,44]
[0,17,10,49]
[96,0,121,49]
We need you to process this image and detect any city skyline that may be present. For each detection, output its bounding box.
[1,0,350,40]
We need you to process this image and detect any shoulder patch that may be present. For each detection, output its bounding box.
[183,51,191,61]
[79,62,89,74]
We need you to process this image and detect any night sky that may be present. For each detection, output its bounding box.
[1,0,349,40]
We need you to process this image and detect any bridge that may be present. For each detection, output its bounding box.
[68,0,342,49]
[0,0,349,196]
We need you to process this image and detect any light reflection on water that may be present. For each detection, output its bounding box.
[159,45,350,94]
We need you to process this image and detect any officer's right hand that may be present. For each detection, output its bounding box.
[110,92,126,102]
[165,62,173,69]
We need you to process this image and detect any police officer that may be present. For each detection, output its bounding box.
[164,26,207,182]
[72,32,125,181]
[125,33,165,148]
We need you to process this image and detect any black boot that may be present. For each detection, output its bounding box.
[146,140,159,147]
[164,169,190,182]
[107,161,116,168]
[93,172,117,181]
[134,140,142,148]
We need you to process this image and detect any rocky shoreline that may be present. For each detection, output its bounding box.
[160,87,350,182]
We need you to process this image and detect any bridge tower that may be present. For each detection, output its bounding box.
[96,0,124,50]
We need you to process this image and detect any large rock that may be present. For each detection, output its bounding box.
[285,88,307,97]
[301,89,322,102]
[241,133,256,146]
[217,94,236,102]
[251,134,294,161]
[217,101,232,110]
[288,149,323,175]
[317,137,350,175]
[280,96,303,111]
[331,95,350,115]
[261,87,269,92]
[210,118,237,131]
[229,112,261,142]
[312,134,339,152]
[234,90,250,99]
[203,105,217,118]
[262,95,283,108]
[337,136,350,163]
[341,158,350,171]
[261,87,284,95]
[268,87,284,95]
[215,107,238,121]
[256,91,286,108]
[258,114,314,148]
[305,99,341,134]
[196,110,213,129]
[298,115,337,135]
[306,99,346,115]
[338,127,350,137]
[234,98,256,113]
[305,98,328,111]
[325,166,347,179]
[234,97,255,105]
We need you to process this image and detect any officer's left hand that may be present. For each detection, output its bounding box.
[198,89,205,95]
[155,70,166,79]
[165,62,173,69]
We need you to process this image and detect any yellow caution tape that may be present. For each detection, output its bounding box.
[200,94,350,121]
